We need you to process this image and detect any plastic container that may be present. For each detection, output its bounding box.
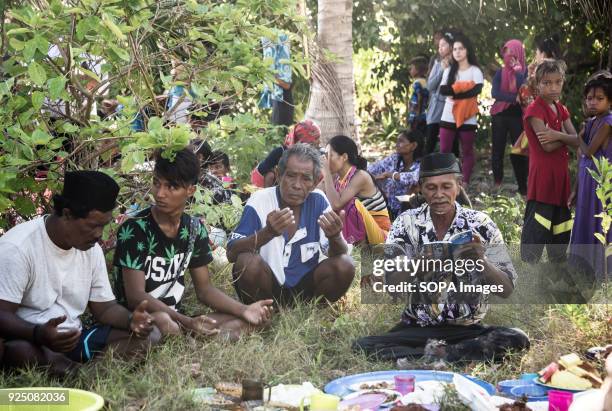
[510,384,549,402]
[497,379,528,396]
[310,393,340,411]
[394,374,416,395]
[548,389,573,411]
[3,388,104,411]
[521,373,539,381]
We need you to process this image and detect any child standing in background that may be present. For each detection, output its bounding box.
[569,71,612,277]
[407,56,430,133]
[520,60,578,263]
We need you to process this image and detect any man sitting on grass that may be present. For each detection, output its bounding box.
[0,171,159,376]
[112,148,272,340]
[227,143,355,306]
[353,153,530,364]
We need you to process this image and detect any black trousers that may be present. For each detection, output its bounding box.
[491,113,529,194]
[352,322,530,362]
[520,200,572,263]
[425,123,459,156]
[271,87,294,128]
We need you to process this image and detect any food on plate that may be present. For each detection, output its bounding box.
[559,353,582,369]
[359,381,394,390]
[191,388,238,408]
[498,400,532,411]
[343,389,401,406]
[537,352,603,389]
[267,382,321,408]
[390,404,429,411]
[366,390,400,404]
[215,382,242,398]
[538,362,559,382]
[550,370,594,390]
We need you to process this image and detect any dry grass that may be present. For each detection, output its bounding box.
[1,248,610,410]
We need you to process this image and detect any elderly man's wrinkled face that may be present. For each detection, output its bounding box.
[279,155,317,207]
[420,174,461,216]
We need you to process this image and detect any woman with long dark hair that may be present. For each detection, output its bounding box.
[425,31,458,156]
[321,135,391,244]
[368,130,423,219]
[439,33,484,184]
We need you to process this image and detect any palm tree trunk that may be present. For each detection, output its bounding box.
[306,0,358,144]
[608,23,612,69]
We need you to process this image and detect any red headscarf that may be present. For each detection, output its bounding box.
[491,39,526,116]
[283,120,321,147]
[501,39,526,93]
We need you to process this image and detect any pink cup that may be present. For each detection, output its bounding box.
[548,390,573,411]
[394,375,415,395]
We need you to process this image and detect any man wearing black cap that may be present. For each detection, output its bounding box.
[0,171,160,376]
[353,153,530,364]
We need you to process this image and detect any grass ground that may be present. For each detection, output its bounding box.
[0,254,609,410]
[1,142,610,410]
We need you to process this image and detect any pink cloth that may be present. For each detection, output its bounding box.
[491,39,526,116]
[439,128,476,183]
[342,199,367,244]
[334,166,365,243]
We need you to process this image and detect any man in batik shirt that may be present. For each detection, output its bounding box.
[353,153,530,363]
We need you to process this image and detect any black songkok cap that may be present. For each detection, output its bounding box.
[419,153,462,179]
[62,171,119,213]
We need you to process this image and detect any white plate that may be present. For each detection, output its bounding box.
[343,389,402,406]
[348,380,396,392]
[526,401,549,411]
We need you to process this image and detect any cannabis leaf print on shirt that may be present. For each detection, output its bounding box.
[118,225,135,243]
[112,207,213,310]
[119,252,142,270]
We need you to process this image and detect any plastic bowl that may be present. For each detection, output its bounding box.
[3,387,104,411]
[520,373,539,381]
[497,379,527,396]
[511,384,549,401]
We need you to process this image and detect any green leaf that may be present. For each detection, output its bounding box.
[0,78,15,98]
[233,65,250,74]
[79,67,101,82]
[109,44,130,62]
[28,62,47,86]
[76,18,92,40]
[6,28,32,36]
[47,76,67,99]
[23,39,37,61]
[57,124,76,134]
[102,15,126,40]
[32,35,49,54]
[230,78,244,95]
[6,157,33,166]
[20,144,35,160]
[14,196,37,216]
[31,129,52,145]
[31,91,45,110]
[9,38,24,51]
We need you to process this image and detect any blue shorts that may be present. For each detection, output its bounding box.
[65,325,112,363]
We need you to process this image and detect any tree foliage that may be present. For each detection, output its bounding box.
[0,0,306,229]
[352,0,610,125]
